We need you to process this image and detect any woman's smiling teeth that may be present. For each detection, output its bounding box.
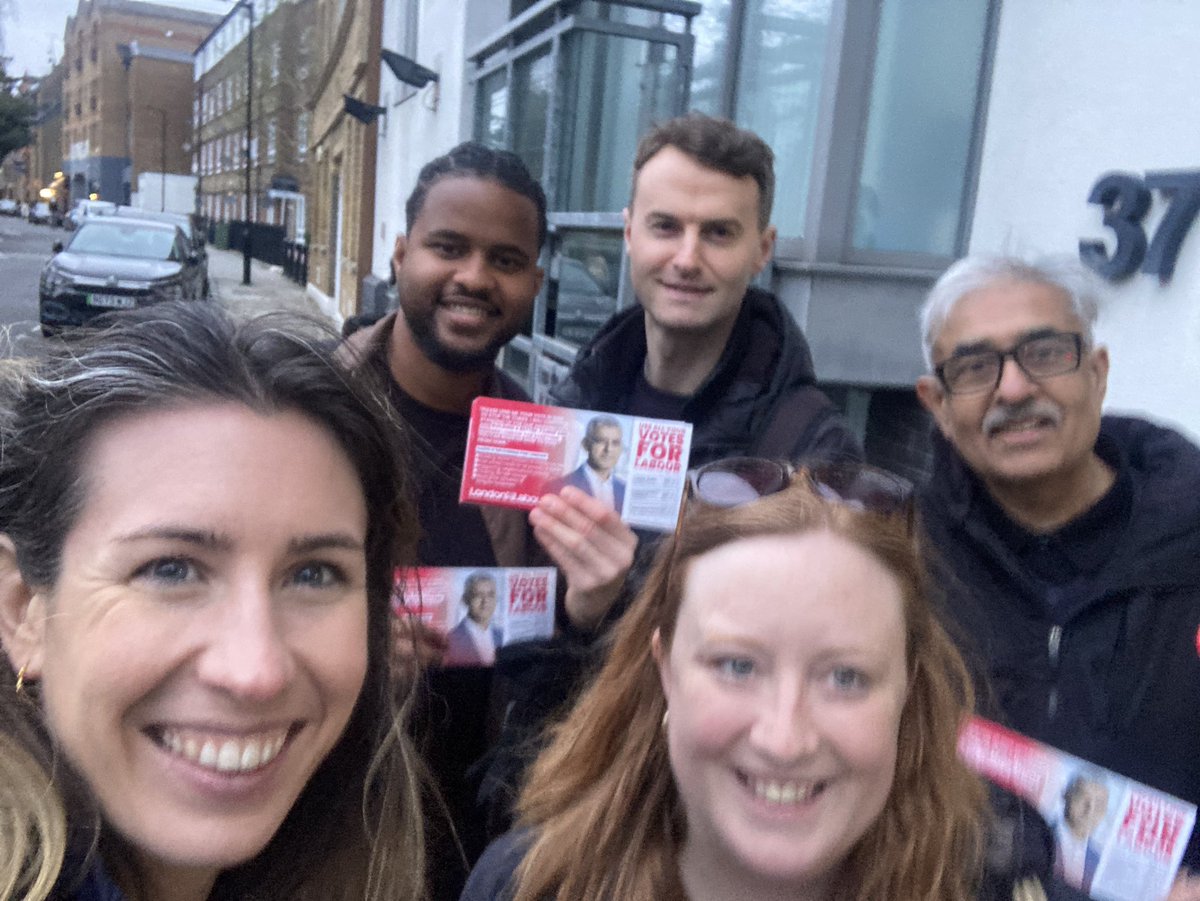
[741,772,825,806]
[156,727,291,774]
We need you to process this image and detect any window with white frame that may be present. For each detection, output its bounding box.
[297,111,309,161]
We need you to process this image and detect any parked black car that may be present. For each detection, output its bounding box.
[112,207,210,296]
[39,218,206,336]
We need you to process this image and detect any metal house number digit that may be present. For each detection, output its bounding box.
[1080,169,1200,283]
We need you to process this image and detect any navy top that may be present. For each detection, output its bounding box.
[64,862,127,901]
[459,830,530,901]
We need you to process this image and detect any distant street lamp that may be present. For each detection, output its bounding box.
[234,0,255,286]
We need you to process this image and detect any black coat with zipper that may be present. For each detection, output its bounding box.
[920,415,1200,867]
[548,286,861,466]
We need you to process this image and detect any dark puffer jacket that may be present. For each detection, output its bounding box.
[920,415,1200,867]
[549,286,860,466]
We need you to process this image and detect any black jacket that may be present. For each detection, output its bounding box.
[920,415,1200,867]
[461,815,1089,901]
[469,292,864,854]
[549,286,861,466]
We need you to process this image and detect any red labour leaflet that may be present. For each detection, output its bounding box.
[460,397,693,532]
[391,566,556,668]
[959,716,1196,900]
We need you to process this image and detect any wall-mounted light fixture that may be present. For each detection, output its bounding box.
[381,49,438,88]
[343,94,387,125]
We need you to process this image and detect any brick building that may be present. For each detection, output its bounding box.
[60,0,217,205]
[194,0,317,236]
[305,0,383,317]
[28,62,67,210]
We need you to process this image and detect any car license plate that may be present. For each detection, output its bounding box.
[86,293,137,309]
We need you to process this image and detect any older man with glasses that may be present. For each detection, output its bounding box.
[914,254,1200,877]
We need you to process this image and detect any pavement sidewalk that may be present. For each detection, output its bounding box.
[206,245,325,321]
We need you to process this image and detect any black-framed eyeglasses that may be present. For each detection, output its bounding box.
[679,457,914,531]
[935,332,1084,396]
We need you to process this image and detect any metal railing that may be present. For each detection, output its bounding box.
[282,240,307,285]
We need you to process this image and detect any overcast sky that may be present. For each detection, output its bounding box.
[3,0,229,78]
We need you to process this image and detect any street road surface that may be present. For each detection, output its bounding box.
[0,214,59,358]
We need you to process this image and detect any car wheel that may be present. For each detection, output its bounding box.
[41,323,60,338]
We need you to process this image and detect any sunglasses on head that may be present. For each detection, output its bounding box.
[682,457,914,529]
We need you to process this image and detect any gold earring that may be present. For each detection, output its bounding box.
[661,708,669,729]
[15,665,27,694]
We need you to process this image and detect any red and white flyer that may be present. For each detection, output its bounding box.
[459,397,693,533]
[959,716,1196,900]
[391,566,557,668]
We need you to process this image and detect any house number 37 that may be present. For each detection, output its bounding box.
[1079,169,1200,283]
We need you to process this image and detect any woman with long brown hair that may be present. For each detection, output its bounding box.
[0,303,427,901]
[463,459,987,900]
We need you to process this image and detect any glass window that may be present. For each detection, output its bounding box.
[531,352,571,404]
[578,1,660,27]
[297,112,309,161]
[852,0,990,256]
[557,32,681,212]
[689,0,731,115]
[510,48,552,187]
[547,229,624,346]
[499,343,531,387]
[474,69,508,149]
[734,0,833,238]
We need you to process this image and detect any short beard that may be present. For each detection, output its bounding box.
[402,305,510,374]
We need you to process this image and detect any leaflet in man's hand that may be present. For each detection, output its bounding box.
[959,716,1196,900]
[459,397,693,532]
[391,566,556,668]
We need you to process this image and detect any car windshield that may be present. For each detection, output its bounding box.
[115,210,196,243]
[68,222,178,260]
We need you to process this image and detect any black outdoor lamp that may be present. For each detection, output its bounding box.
[381,49,438,89]
[342,94,387,125]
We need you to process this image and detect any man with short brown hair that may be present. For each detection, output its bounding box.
[551,113,859,467]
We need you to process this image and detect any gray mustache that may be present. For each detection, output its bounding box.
[983,400,1062,437]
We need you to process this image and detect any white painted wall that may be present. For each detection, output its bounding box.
[969,0,1200,441]
[371,0,508,282]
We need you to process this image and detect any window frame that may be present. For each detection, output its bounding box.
[694,0,1000,271]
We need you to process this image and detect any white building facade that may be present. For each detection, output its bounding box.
[969,0,1200,443]
[369,0,508,308]
[369,0,1200,470]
